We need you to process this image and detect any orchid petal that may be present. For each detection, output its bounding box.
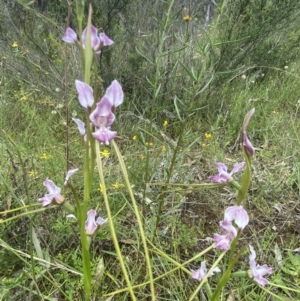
[105,80,124,108]
[214,233,231,250]
[99,32,114,46]
[191,261,207,281]
[75,80,94,108]
[230,162,246,174]
[82,25,100,50]
[92,128,117,145]
[72,118,86,135]
[96,216,108,226]
[64,168,79,185]
[38,196,52,207]
[62,27,77,44]
[224,205,249,230]
[243,131,255,157]
[89,96,114,127]
[85,210,98,235]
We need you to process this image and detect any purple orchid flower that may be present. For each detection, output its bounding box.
[75,80,94,109]
[62,26,113,55]
[210,162,245,183]
[38,178,64,207]
[99,32,114,47]
[191,261,221,281]
[85,209,108,235]
[214,220,237,250]
[248,245,272,286]
[224,205,249,230]
[90,96,116,144]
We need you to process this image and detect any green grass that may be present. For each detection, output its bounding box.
[1,1,300,300]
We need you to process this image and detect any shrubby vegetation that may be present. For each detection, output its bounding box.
[1,0,300,300]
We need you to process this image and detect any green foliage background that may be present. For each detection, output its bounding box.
[1,0,300,300]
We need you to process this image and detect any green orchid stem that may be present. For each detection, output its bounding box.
[95,142,137,301]
[204,282,212,298]
[112,140,155,301]
[230,180,241,190]
[62,201,76,215]
[237,153,252,206]
[230,270,248,278]
[211,235,244,301]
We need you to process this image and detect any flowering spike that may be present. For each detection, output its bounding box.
[62,27,78,44]
[248,245,272,286]
[105,80,124,108]
[75,80,94,108]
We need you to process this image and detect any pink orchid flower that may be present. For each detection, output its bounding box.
[248,245,272,286]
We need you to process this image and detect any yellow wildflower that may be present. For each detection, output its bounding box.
[112,182,124,189]
[202,143,206,147]
[12,41,18,48]
[40,153,51,159]
[163,120,168,127]
[28,170,38,177]
[98,184,103,193]
[183,15,192,22]
[162,145,167,152]
[100,149,110,158]
[205,133,212,139]
[132,135,137,141]
[145,142,153,147]
[140,154,145,160]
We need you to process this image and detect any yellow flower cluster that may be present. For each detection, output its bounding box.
[12,41,18,48]
[28,170,38,177]
[40,153,51,160]
[100,149,110,158]
[183,15,192,22]
[205,133,212,139]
